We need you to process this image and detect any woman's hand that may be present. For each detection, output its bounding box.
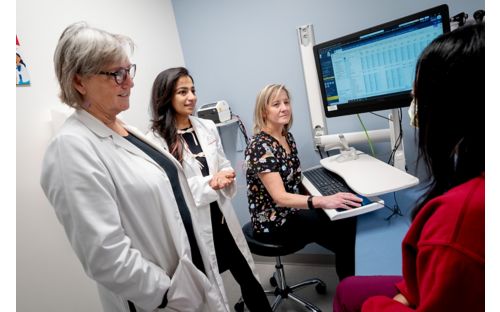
[209,170,236,190]
[393,293,410,306]
[314,192,362,210]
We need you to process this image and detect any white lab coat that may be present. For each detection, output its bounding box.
[146,116,258,283]
[40,109,230,312]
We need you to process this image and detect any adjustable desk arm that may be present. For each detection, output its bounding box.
[316,129,391,152]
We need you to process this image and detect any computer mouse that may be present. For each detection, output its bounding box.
[336,195,371,212]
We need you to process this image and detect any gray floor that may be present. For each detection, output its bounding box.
[221,259,339,312]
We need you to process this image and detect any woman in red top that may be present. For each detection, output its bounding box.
[333,22,485,312]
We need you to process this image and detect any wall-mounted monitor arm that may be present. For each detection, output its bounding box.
[317,129,391,151]
[297,24,328,148]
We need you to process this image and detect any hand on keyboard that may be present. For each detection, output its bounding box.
[314,192,362,210]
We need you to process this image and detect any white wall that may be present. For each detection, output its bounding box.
[16,1,184,310]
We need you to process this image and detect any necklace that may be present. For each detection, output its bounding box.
[177,127,205,169]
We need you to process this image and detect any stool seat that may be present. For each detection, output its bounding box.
[242,222,307,257]
[236,222,326,312]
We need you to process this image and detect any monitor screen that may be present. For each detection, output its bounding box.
[314,5,450,117]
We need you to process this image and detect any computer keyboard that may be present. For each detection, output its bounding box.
[302,166,384,220]
[302,167,351,196]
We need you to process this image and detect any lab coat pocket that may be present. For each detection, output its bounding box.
[163,255,212,312]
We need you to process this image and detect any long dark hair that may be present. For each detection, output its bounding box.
[150,67,194,162]
[412,23,484,219]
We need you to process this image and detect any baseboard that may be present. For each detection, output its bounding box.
[252,253,336,266]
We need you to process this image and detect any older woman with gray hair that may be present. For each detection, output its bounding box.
[40,22,231,312]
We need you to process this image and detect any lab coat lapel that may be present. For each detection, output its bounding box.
[189,116,215,174]
[124,125,185,172]
[75,109,179,172]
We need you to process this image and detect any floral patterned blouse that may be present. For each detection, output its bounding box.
[245,131,301,233]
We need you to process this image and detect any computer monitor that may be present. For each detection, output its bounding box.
[313,5,450,118]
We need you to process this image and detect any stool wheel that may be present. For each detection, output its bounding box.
[270,276,277,287]
[234,300,245,312]
[315,282,327,294]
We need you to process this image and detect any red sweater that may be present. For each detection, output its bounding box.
[362,175,485,312]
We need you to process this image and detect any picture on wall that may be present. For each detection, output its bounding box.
[16,36,31,86]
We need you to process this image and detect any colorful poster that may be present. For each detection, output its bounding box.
[16,36,31,86]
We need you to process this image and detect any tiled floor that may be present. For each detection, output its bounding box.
[221,260,339,311]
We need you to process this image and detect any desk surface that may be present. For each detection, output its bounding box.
[320,153,419,197]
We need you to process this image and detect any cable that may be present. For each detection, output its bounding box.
[368,109,404,166]
[356,114,376,156]
[232,114,249,145]
[387,108,403,166]
[369,112,391,121]
[317,146,324,159]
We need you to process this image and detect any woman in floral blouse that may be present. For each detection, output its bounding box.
[245,84,362,280]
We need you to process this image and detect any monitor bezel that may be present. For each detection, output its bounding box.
[313,4,450,118]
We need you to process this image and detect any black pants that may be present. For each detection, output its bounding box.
[254,209,357,280]
[210,203,272,312]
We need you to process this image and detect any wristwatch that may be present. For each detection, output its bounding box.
[307,196,315,209]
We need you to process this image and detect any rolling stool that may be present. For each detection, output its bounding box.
[235,222,326,312]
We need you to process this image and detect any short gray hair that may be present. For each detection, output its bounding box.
[54,21,135,108]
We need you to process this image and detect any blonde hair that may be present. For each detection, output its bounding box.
[252,84,293,134]
[54,21,135,108]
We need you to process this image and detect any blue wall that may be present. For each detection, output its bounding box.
[172,0,484,274]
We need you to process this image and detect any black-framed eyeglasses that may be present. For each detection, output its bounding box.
[98,64,136,85]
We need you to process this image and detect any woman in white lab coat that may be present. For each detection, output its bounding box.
[147,67,272,312]
[40,22,230,312]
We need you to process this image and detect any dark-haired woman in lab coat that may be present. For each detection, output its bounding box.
[147,67,272,312]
